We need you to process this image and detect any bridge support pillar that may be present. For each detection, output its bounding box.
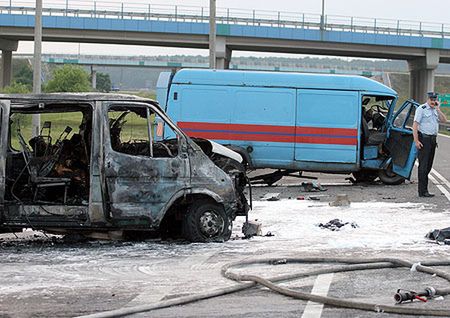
[1,50,13,88]
[215,36,231,69]
[408,49,440,103]
[0,38,18,89]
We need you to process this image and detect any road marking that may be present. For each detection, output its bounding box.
[301,273,334,318]
[429,174,450,202]
[431,168,450,190]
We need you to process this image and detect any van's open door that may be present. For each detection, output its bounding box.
[385,100,419,179]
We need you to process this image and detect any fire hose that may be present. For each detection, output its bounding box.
[77,257,450,318]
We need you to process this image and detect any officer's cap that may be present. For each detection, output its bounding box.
[427,92,439,99]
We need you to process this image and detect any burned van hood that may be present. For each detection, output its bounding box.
[190,138,242,163]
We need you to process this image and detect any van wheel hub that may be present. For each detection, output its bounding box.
[199,211,224,237]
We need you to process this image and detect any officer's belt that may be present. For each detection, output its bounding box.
[419,132,437,138]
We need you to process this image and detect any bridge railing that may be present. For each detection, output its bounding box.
[1,0,449,39]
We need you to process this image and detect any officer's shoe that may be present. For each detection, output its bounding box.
[419,192,435,198]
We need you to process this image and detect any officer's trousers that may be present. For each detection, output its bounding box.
[417,133,437,195]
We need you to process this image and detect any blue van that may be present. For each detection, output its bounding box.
[157,69,418,185]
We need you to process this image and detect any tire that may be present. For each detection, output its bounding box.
[378,164,405,185]
[352,170,378,183]
[183,200,232,243]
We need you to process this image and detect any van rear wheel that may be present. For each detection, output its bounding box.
[352,170,378,183]
[378,164,405,185]
[183,200,232,243]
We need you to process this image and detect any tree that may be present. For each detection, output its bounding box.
[44,65,91,93]
[12,59,33,89]
[95,72,112,92]
[1,82,31,94]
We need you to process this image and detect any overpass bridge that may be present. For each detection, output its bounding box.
[1,1,450,101]
[15,53,384,78]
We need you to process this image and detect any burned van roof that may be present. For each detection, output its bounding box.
[172,69,397,96]
[0,93,158,105]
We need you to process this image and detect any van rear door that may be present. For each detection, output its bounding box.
[295,89,359,166]
[385,100,419,179]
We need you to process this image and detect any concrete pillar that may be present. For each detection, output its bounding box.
[91,67,97,90]
[215,36,231,69]
[408,49,440,103]
[0,38,18,88]
[1,50,13,88]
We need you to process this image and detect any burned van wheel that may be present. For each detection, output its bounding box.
[352,170,378,183]
[183,200,232,243]
[378,165,405,185]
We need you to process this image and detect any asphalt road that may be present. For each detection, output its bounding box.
[1,135,450,318]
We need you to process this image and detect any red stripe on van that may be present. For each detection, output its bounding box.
[178,122,296,134]
[178,121,357,146]
[296,136,357,146]
[185,131,296,143]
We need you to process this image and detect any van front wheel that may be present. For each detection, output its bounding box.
[378,165,405,185]
[183,200,232,243]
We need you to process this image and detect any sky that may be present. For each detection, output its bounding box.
[15,0,450,58]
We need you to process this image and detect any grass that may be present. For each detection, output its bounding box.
[11,110,156,150]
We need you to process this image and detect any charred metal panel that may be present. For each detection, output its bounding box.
[88,101,108,224]
[0,100,9,209]
[103,102,190,227]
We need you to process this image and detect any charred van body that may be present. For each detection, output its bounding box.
[0,94,250,242]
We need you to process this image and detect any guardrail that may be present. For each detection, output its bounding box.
[1,0,450,39]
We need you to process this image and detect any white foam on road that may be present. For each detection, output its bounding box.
[241,200,449,252]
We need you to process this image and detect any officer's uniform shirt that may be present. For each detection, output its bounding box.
[414,103,439,136]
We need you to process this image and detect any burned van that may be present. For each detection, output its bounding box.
[0,94,249,242]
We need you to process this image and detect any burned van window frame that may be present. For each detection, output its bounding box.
[5,102,94,205]
[107,102,183,158]
[8,103,93,152]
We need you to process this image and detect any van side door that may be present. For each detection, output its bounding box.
[385,100,419,179]
[295,89,359,167]
[103,102,190,227]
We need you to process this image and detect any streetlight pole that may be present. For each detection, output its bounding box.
[320,0,325,30]
[209,0,216,69]
[32,0,42,136]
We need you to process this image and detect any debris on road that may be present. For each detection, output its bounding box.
[426,227,450,244]
[329,194,351,206]
[317,219,359,231]
[242,220,262,238]
[261,193,281,201]
[300,181,326,192]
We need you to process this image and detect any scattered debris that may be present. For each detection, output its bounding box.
[426,227,450,244]
[382,197,396,200]
[262,193,281,201]
[264,231,274,237]
[329,194,351,207]
[308,196,321,201]
[299,181,326,192]
[297,196,305,200]
[345,177,357,184]
[317,219,359,231]
[242,220,262,238]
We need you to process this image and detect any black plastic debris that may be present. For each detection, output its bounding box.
[317,219,359,231]
[426,227,450,244]
[300,181,326,192]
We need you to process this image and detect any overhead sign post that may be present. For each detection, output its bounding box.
[439,94,450,107]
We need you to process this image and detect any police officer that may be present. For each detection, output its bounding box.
[412,92,447,197]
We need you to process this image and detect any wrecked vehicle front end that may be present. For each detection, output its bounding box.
[0,94,250,242]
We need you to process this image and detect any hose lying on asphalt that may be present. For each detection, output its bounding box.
[77,257,450,318]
